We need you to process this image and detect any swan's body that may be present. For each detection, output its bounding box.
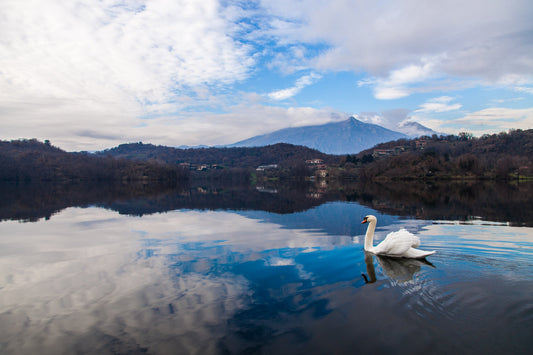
[361,215,435,258]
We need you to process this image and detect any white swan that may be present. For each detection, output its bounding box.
[361,215,436,258]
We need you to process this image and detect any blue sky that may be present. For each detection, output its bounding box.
[1,0,532,151]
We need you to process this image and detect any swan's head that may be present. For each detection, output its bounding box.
[361,215,377,224]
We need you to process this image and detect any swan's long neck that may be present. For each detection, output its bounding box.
[364,220,376,251]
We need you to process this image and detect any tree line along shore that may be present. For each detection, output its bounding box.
[1,129,532,183]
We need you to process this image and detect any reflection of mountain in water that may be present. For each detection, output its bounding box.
[1,180,532,226]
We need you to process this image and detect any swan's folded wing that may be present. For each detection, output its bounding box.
[402,248,436,258]
[374,229,420,256]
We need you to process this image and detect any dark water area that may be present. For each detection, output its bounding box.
[1,180,533,226]
[1,181,533,354]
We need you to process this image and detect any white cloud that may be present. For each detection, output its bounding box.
[0,91,345,150]
[387,62,437,86]
[357,109,411,129]
[356,112,383,126]
[431,96,454,103]
[418,103,463,113]
[359,57,443,100]
[261,0,533,97]
[416,96,463,113]
[413,107,533,135]
[374,87,411,100]
[491,97,524,104]
[160,104,346,147]
[0,0,255,146]
[268,72,322,100]
[515,87,533,95]
[455,107,533,127]
[42,103,343,150]
[268,88,300,101]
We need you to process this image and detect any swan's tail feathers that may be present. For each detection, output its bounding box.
[403,248,436,259]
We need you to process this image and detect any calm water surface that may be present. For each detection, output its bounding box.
[1,185,533,354]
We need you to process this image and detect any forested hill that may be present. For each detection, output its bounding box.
[0,139,189,182]
[4,129,532,183]
[347,129,533,180]
[97,142,339,168]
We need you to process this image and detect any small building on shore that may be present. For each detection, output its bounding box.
[256,164,278,171]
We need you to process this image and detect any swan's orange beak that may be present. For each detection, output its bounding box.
[361,217,367,224]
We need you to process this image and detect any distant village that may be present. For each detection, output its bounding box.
[178,162,224,171]
[173,138,430,180]
[175,157,330,178]
[255,159,328,176]
[371,139,427,158]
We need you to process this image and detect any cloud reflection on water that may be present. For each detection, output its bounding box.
[0,206,354,354]
[1,204,533,354]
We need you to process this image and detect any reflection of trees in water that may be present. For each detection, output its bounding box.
[0,181,337,222]
[343,181,533,226]
[1,180,532,225]
[0,181,187,222]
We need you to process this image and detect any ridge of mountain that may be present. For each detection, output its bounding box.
[397,121,437,137]
[228,117,408,154]
[98,142,339,167]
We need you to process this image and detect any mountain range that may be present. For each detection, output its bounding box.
[229,116,435,154]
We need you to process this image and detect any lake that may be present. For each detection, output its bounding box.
[1,181,532,354]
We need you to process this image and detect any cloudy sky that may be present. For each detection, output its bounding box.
[1,0,532,151]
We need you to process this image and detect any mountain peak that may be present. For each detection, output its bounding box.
[229,117,407,154]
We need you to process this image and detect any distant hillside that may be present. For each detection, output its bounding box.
[228,117,407,154]
[98,142,339,168]
[0,139,189,183]
[344,130,533,180]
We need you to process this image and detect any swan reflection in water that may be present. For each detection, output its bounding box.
[362,252,435,284]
